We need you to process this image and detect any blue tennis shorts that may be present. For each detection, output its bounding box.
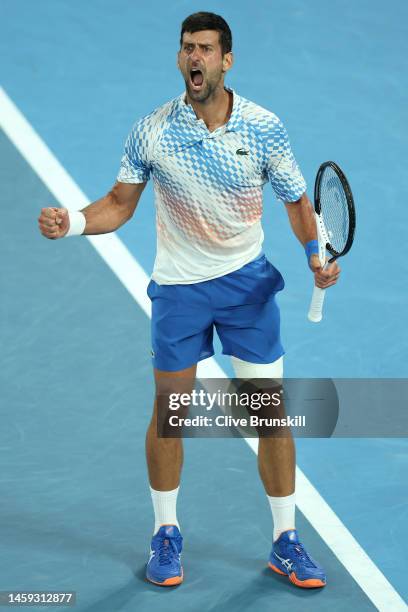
[147,254,285,372]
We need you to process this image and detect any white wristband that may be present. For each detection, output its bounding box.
[65,210,86,237]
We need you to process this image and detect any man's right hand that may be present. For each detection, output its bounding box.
[38,207,70,239]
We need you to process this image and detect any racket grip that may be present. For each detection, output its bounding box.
[308,285,326,323]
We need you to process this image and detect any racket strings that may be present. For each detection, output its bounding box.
[319,166,350,254]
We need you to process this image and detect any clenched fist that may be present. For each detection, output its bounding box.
[38,207,70,239]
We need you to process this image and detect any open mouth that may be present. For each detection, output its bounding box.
[190,69,204,88]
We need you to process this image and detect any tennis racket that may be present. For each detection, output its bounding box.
[308,161,356,323]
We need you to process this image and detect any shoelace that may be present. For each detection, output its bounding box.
[289,543,317,568]
[158,537,180,566]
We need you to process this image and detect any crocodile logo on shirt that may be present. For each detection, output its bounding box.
[236,148,249,156]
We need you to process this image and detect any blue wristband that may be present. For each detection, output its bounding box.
[305,239,319,263]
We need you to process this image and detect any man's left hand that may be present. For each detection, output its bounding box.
[309,254,341,289]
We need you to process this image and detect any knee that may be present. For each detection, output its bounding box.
[230,355,284,380]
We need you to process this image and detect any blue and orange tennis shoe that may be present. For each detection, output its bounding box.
[146,525,183,586]
[268,529,326,588]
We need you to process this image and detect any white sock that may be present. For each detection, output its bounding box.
[267,492,296,541]
[150,486,180,535]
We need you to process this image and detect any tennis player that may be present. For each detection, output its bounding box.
[38,12,340,589]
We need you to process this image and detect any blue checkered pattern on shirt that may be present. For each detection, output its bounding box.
[117,89,306,284]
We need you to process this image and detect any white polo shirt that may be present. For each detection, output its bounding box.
[117,89,306,284]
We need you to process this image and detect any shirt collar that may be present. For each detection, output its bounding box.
[177,87,244,135]
[225,88,244,132]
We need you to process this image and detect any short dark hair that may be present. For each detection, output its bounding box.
[180,12,232,55]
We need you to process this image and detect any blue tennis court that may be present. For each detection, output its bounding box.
[1,1,407,610]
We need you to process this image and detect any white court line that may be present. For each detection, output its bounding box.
[1,86,406,611]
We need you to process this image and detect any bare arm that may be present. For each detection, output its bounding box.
[38,181,146,239]
[284,192,317,246]
[285,192,341,289]
[81,181,146,234]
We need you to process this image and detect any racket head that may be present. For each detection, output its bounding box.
[314,161,356,261]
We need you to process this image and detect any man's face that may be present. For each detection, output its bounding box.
[178,30,232,102]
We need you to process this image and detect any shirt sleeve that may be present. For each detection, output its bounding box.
[266,119,306,202]
[117,118,151,183]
